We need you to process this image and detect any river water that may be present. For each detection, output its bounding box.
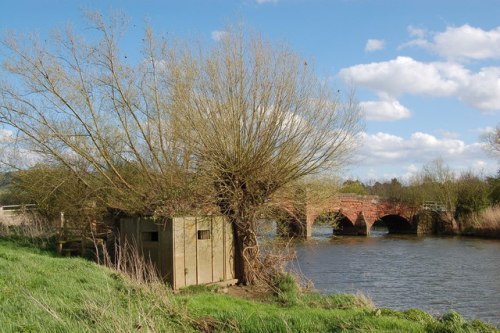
[292,226,500,327]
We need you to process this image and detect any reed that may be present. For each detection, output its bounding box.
[460,205,500,238]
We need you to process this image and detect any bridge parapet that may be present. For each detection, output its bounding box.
[422,201,447,212]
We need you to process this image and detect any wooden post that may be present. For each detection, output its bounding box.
[57,212,65,254]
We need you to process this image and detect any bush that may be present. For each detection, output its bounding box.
[271,272,300,305]
[455,174,490,219]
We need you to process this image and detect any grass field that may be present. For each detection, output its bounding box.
[0,239,498,333]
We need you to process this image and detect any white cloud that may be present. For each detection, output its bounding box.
[408,26,427,39]
[399,26,431,50]
[433,25,500,61]
[360,97,411,121]
[435,129,460,139]
[403,164,420,179]
[339,56,462,97]
[353,131,498,180]
[476,126,496,136]
[365,39,385,52]
[356,131,491,166]
[402,24,500,61]
[211,30,228,42]
[255,0,278,3]
[0,129,13,143]
[0,128,42,170]
[339,57,500,113]
[459,66,500,111]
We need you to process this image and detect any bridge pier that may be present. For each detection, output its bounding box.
[355,212,369,236]
[333,212,369,236]
[413,210,458,235]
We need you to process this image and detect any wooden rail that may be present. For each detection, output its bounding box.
[422,201,447,212]
[0,204,37,216]
[0,204,37,226]
[56,212,110,257]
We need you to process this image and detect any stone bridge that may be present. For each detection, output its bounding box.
[278,194,450,238]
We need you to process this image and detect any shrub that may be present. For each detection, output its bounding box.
[271,272,300,305]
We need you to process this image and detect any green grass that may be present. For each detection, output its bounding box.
[180,292,421,332]
[180,291,498,332]
[0,239,192,332]
[1,238,498,333]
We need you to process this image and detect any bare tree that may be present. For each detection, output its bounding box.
[1,15,362,284]
[0,12,199,217]
[414,159,458,212]
[482,125,500,157]
[175,30,362,284]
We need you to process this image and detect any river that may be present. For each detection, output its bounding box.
[292,225,500,327]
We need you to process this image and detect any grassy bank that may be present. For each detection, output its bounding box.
[0,239,498,333]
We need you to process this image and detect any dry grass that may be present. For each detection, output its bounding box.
[253,238,307,293]
[0,210,56,247]
[460,205,500,238]
[96,237,163,285]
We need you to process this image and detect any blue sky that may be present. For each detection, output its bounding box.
[1,0,499,182]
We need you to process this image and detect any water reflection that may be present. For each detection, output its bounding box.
[370,219,389,237]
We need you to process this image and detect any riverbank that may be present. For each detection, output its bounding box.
[1,239,498,332]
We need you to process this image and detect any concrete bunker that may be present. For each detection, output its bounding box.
[119,216,236,289]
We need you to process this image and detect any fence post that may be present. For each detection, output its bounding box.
[57,212,65,254]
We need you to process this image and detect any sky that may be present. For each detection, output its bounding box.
[0,0,499,182]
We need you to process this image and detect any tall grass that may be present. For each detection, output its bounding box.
[0,210,56,249]
[459,205,500,238]
[97,237,162,285]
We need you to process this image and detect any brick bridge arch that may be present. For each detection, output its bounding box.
[303,194,419,237]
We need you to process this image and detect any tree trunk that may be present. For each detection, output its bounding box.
[231,218,260,285]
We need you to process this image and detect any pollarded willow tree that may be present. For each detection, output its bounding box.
[0,13,362,284]
[174,31,362,283]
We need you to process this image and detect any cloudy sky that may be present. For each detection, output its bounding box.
[1,0,499,181]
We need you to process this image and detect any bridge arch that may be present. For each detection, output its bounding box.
[378,214,414,234]
[314,212,358,236]
[336,215,358,235]
[274,208,307,237]
[370,219,389,235]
